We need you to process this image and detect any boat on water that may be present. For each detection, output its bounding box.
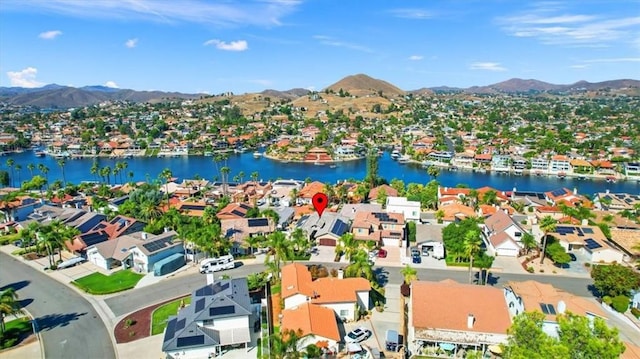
[314,161,324,166]
[557,172,567,179]
[34,151,45,157]
[204,151,213,157]
[391,150,401,160]
[398,155,410,163]
[253,152,263,158]
[606,176,617,183]
[329,164,337,169]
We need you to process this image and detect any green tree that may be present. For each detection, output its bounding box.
[344,249,375,283]
[539,216,557,264]
[264,231,293,281]
[57,159,67,186]
[502,311,568,359]
[591,263,640,297]
[376,187,388,208]
[5,158,15,187]
[521,232,537,255]
[160,168,173,208]
[0,288,24,335]
[427,165,440,180]
[400,264,417,284]
[464,230,482,284]
[0,171,9,188]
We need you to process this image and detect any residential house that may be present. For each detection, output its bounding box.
[216,203,252,220]
[281,263,370,323]
[281,303,340,352]
[482,210,525,257]
[297,181,325,205]
[338,203,382,221]
[296,212,350,246]
[594,191,640,212]
[87,230,183,272]
[409,280,511,357]
[530,157,549,172]
[368,184,398,203]
[0,196,43,222]
[437,187,471,207]
[544,188,586,207]
[503,280,607,338]
[491,155,511,171]
[351,211,405,247]
[386,196,420,223]
[438,203,477,224]
[220,217,275,255]
[549,155,571,174]
[624,162,640,177]
[545,224,624,263]
[570,159,593,174]
[162,278,257,358]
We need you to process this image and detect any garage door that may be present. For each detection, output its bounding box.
[497,248,518,257]
[382,237,399,247]
[319,238,336,246]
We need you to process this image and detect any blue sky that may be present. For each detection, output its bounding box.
[1,0,638,93]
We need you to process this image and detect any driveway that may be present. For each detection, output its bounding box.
[0,251,116,359]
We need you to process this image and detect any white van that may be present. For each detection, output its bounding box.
[199,255,235,274]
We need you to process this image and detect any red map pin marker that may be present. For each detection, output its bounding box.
[312,193,328,217]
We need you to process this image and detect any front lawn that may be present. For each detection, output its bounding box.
[72,270,144,294]
[0,317,33,349]
[150,296,191,335]
[0,232,21,245]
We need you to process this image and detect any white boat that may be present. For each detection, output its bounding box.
[398,155,410,163]
[314,161,324,166]
[391,150,401,159]
[253,152,263,158]
[204,151,213,157]
[329,164,337,169]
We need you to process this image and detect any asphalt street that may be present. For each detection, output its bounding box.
[106,261,596,318]
[0,252,116,359]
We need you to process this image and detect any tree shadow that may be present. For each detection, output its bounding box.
[475,271,500,286]
[35,312,87,331]
[18,298,34,308]
[373,267,388,287]
[587,284,601,297]
[0,280,31,292]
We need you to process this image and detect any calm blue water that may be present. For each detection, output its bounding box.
[3,151,638,196]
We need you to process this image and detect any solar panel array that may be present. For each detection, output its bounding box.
[176,335,205,347]
[248,218,269,227]
[175,318,186,331]
[540,303,557,315]
[331,220,348,236]
[583,228,594,234]
[231,209,245,217]
[195,282,230,297]
[210,305,235,316]
[584,239,602,250]
[550,189,566,197]
[555,226,574,235]
[195,298,205,312]
[142,238,168,253]
[181,204,206,211]
[165,318,177,339]
[372,212,397,223]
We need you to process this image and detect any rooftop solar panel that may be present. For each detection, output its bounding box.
[181,204,206,211]
[175,318,186,331]
[142,238,168,253]
[583,228,594,234]
[231,209,245,217]
[195,298,205,312]
[331,220,348,236]
[551,189,566,197]
[248,218,269,227]
[585,239,602,250]
[165,318,177,339]
[176,335,205,347]
[210,305,235,316]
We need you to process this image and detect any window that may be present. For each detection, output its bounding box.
[339,309,349,317]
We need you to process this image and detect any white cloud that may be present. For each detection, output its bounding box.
[312,35,372,53]
[104,81,119,88]
[203,39,248,51]
[569,64,589,69]
[389,8,434,20]
[469,62,507,71]
[3,0,300,27]
[125,38,138,48]
[408,55,423,61]
[6,67,44,88]
[498,5,640,47]
[583,57,640,63]
[38,30,62,39]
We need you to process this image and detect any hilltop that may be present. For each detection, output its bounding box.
[324,74,405,97]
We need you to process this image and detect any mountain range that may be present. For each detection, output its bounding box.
[1,74,638,109]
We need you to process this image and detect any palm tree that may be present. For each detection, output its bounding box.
[160,168,173,208]
[0,288,24,334]
[339,233,359,260]
[6,158,15,187]
[51,220,80,261]
[250,171,259,185]
[27,163,35,179]
[344,249,375,283]
[238,171,245,184]
[463,230,482,284]
[521,233,537,256]
[264,231,293,280]
[289,228,308,255]
[427,165,440,180]
[481,189,498,205]
[140,200,163,222]
[57,159,67,186]
[14,164,22,186]
[90,160,99,182]
[37,164,49,187]
[220,166,230,196]
[400,264,418,284]
[539,216,557,264]
[100,166,112,185]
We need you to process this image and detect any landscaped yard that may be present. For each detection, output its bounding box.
[150,296,191,335]
[0,317,33,349]
[71,270,144,294]
[0,232,21,245]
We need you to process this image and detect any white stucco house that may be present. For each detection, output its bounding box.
[386,196,421,223]
[482,210,525,257]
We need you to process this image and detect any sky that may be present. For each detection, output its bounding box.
[0,0,639,94]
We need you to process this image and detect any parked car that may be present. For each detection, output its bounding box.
[411,248,420,257]
[377,249,387,258]
[57,256,86,269]
[344,327,371,343]
[412,253,422,264]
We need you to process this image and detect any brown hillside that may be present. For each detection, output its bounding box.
[325,74,405,97]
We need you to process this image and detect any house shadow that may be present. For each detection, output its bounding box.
[35,312,87,331]
[18,298,34,308]
[475,272,499,286]
[373,267,389,287]
[587,284,601,297]
[0,280,31,292]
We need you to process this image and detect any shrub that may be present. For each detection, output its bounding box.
[631,307,640,319]
[611,295,630,313]
[602,296,613,305]
[539,269,544,273]
[330,268,338,277]
[128,330,136,337]
[527,266,534,273]
[584,262,591,267]
[124,318,136,329]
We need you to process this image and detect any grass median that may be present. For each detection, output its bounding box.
[71,270,144,295]
[0,317,33,349]
[151,296,191,335]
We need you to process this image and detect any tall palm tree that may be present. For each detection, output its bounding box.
[6,158,15,187]
[463,230,482,284]
[14,164,22,186]
[339,233,359,260]
[427,165,440,180]
[220,166,230,197]
[250,171,259,186]
[100,166,112,185]
[539,216,557,264]
[344,249,374,283]
[27,163,35,179]
[90,160,99,182]
[0,288,23,334]
[264,231,293,280]
[57,159,66,186]
[37,164,49,187]
[160,168,173,208]
[238,171,245,184]
[52,221,80,261]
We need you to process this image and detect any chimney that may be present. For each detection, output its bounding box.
[338,269,344,279]
[467,314,475,329]
[581,219,588,226]
[207,272,215,285]
[164,227,170,233]
[141,232,148,240]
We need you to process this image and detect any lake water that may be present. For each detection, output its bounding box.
[3,151,639,196]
